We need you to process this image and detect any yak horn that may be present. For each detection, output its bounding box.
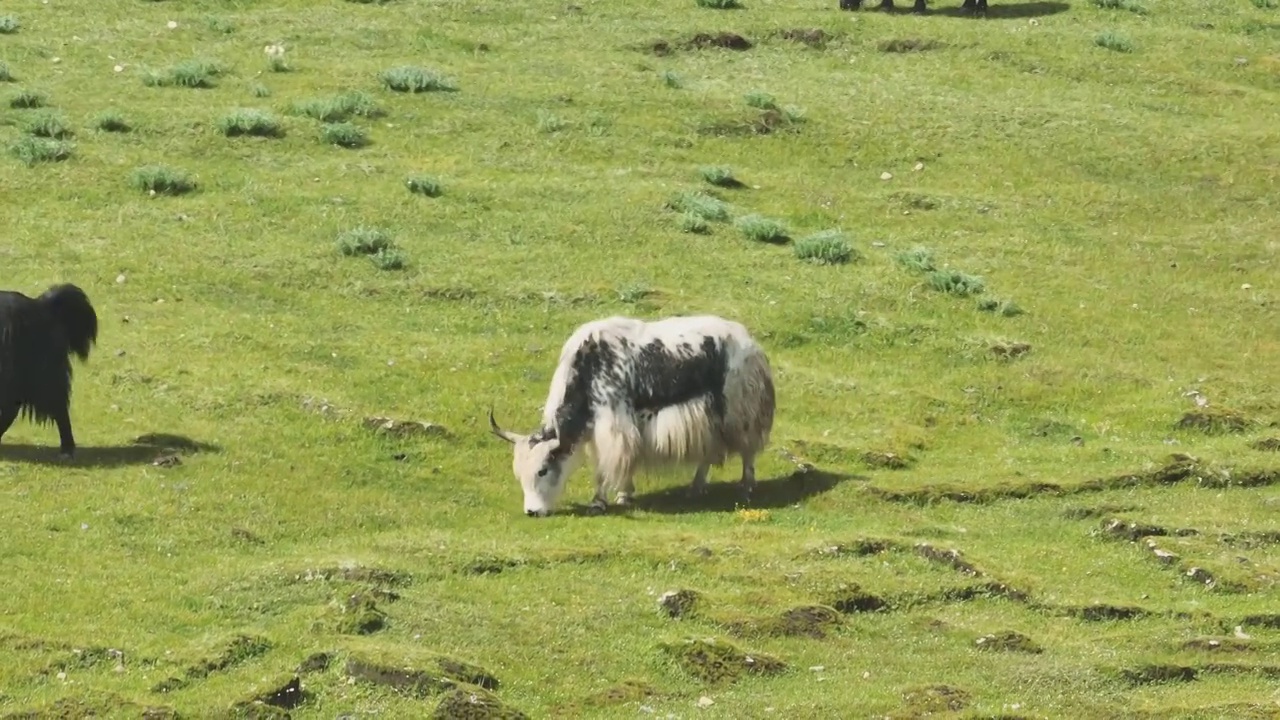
[488,405,521,444]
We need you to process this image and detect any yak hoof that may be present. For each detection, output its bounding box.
[58,451,75,462]
[614,492,633,507]
[587,499,608,515]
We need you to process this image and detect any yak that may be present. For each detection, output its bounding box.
[489,314,775,517]
[0,283,99,459]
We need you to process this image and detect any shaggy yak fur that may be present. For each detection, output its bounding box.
[0,284,99,458]
[490,315,776,517]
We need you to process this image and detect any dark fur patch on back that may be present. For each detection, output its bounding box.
[547,331,729,457]
[0,286,97,426]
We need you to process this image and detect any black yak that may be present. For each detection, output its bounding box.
[0,283,99,458]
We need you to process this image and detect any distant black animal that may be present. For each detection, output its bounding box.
[0,283,99,458]
[840,0,989,13]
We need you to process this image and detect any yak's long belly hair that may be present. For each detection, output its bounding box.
[0,284,99,426]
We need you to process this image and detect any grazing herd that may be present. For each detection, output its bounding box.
[1,282,773,517]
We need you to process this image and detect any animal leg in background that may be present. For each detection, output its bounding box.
[0,404,18,441]
[740,452,757,499]
[53,406,77,458]
[689,463,710,497]
[590,470,609,513]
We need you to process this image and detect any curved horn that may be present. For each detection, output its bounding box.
[488,405,521,444]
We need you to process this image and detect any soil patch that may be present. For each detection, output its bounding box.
[774,28,834,47]
[585,679,661,706]
[1100,518,1172,540]
[975,630,1043,654]
[1119,664,1198,685]
[878,38,946,53]
[0,694,177,719]
[725,605,843,639]
[297,651,334,674]
[363,416,451,439]
[1073,603,1148,621]
[432,685,528,720]
[899,684,970,714]
[1177,409,1252,434]
[1250,437,1280,451]
[659,637,786,684]
[335,592,388,635]
[345,657,456,697]
[299,564,411,587]
[648,32,753,56]
[862,450,912,469]
[812,538,900,557]
[657,589,704,619]
[914,543,982,576]
[1180,637,1253,652]
[829,584,889,614]
[152,634,272,693]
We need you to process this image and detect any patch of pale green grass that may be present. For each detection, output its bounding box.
[218,108,284,138]
[0,15,19,34]
[92,111,131,133]
[661,70,683,88]
[379,65,457,93]
[735,213,790,243]
[1095,30,1136,52]
[291,91,382,122]
[666,190,731,221]
[8,136,73,165]
[0,61,14,82]
[130,165,196,195]
[337,226,393,256]
[1093,0,1148,13]
[405,174,443,197]
[321,122,368,148]
[8,88,46,108]
[142,59,224,88]
[794,229,858,265]
[22,110,73,139]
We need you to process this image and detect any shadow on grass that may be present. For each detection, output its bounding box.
[0,433,221,468]
[933,1,1071,18]
[868,1,1069,17]
[563,468,860,517]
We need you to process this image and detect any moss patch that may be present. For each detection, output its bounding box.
[432,685,528,720]
[659,636,787,684]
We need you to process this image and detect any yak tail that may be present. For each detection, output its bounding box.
[38,283,99,361]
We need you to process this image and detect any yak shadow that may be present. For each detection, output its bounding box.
[563,468,861,517]
[865,1,1068,17]
[932,1,1070,18]
[0,433,221,469]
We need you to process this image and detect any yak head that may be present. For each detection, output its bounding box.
[488,407,576,517]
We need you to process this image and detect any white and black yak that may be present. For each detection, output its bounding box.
[0,283,99,459]
[489,315,775,517]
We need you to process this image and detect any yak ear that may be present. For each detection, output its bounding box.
[488,405,522,445]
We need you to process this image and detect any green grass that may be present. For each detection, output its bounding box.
[0,62,13,83]
[321,121,368,147]
[217,108,284,138]
[290,91,382,123]
[130,165,196,195]
[22,110,73,139]
[1095,30,1136,52]
[793,229,858,265]
[92,111,131,133]
[7,88,46,109]
[378,66,457,93]
[1093,0,1149,13]
[405,174,443,197]
[735,213,790,243]
[8,136,73,165]
[3,1,1280,719]
[142,59,224,88]
[0,15,19,34]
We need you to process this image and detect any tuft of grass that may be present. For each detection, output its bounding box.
[250,83,271,98]
[927,270,986,296]
[0,16,19,34]
[337,226,394,256]
[370,247,407,271]
[679,213,711,234]
[130,165,196,195]
[699,165,743,188]
[8,89,46,109]
[744,91,778,110]
[1095,30,1135,52]
[0,62,13,83]
[379,66,457,93]
[667,190,731,222]
[1253,0,1279,7]
[405,175,443,198]
[1092,0,1148,12]
[794,230,858,265]
[321,122,368,148]
[535,110,567,133]
[736,214,790,244]
[22,111,73,139]
[661,70,684,89]
[205,17,236,34]
[895,246,937,273]
[93,111,131,133]
[696,0,742,7]
[218,108,284,138]
[9,137,73,166]
[291,91,381,123]
[142,60,224,89]
[977,298,1025,316]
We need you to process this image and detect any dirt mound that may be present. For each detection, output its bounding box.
[659,636,786,684]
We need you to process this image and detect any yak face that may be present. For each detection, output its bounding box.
[490,409,571,517]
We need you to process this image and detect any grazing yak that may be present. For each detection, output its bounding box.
[489,315,776,518]
[0,283,99,459]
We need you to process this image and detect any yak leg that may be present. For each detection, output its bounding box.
[739,453,758,501]
[54,407,76,459]
[614,471,636,508]
[0,404,18,442]
[839,0,861,9]
[589,470,610,514]
[913,0,928,12]
[878,0,895,9]
[689,463,710,497]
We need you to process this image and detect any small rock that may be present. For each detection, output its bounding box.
[809,665,825,672]
[116,273,127,284]
[114,65,124,72]
[115,349,126,358]
[1241,283,1252,290]
[880,171,893,181]
[167,20,178,29]
[696,696,714,708]
[913,162,925,171]
[1234,57,1248,65]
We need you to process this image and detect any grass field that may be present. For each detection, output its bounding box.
[2,0,1279,717]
